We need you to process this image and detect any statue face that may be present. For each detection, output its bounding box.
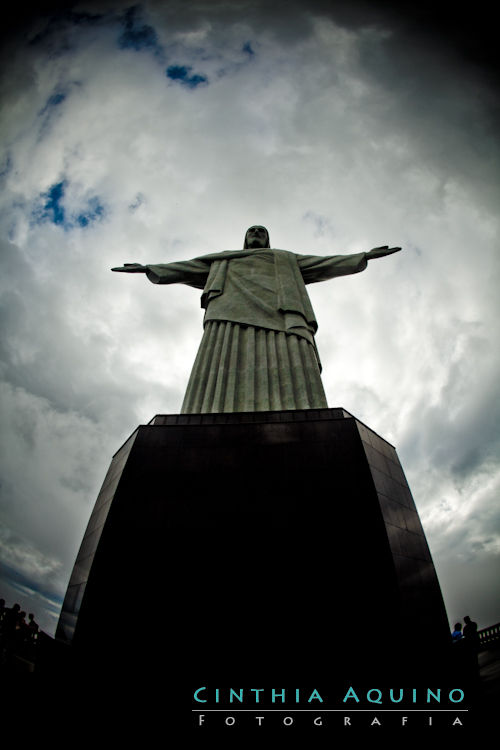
[245,225,269,249]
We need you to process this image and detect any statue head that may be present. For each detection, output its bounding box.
[244,225,270,249]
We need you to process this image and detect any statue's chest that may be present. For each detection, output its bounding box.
[227,252,275,289]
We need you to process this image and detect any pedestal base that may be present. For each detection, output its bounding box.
[57,408,450,682]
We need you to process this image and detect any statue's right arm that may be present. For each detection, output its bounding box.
[111,258,210,290]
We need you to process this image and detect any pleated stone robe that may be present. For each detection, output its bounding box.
[145,247,368,413]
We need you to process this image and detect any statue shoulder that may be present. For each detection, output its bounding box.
[272,248,300,263]
[272,248,295,257]
[193,249,247,261]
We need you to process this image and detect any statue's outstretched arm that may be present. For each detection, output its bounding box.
[111,263,147,273]
[366,246,401,260]
[111,258,210,289]
[297,245,401,284]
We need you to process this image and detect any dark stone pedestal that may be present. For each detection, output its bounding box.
[57,408,451,685]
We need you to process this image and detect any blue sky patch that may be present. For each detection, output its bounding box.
[166,65,208,89]
[38,92,66,118]
[34,181,105,230]
[77,197,105,227]
[242,42,255,56]
[43,181,66,226]
[46,92,66,108]
[129,193,145,211]
[0,560,64,610]
[0,153,12,181]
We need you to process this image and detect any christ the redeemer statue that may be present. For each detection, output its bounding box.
[112,225,400,413]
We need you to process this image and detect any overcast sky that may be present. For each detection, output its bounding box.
[1,0,499,637]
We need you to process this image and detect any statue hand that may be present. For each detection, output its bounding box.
[366,246,401,260]
[111,263,147,273]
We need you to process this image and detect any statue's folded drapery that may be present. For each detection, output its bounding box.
[181,321,326,412]
[145,248,368,413]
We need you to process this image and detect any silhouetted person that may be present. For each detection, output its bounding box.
[0,603,20,666]
[0,603,41,669]
[0,599,6,641]
[27,613,38,632]
[27,613,39,644]
[3,603,20,635]
[463,615,479,643]
[452,622,463,641]
[462,615,480,681]
[14,610,27,648]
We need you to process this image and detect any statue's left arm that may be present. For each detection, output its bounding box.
[297,246,401,284]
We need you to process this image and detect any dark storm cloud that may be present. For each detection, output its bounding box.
[284,0,500,83]
[17,5,106,52]
[164,0,499,86]
[117,4,160,52]
[5,1,498,100]
[402,372,500,485]
[5,0,495,59]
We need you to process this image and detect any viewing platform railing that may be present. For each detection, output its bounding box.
[478,622,500,649]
